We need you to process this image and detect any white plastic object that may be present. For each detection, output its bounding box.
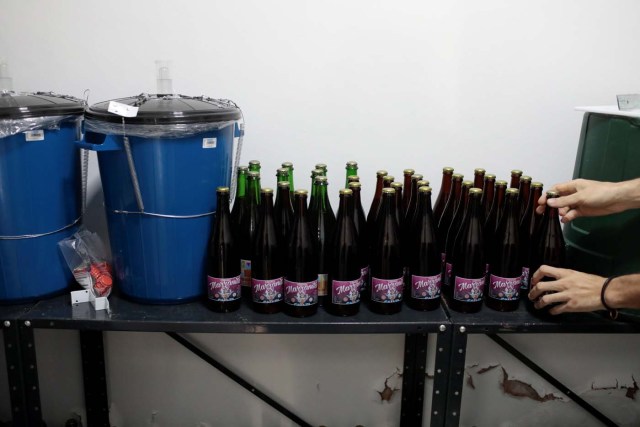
[0,58,13,91]
[155,60,173,94]
[70,289,109,311]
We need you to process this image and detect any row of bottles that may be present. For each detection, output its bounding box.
[207,162,565,317]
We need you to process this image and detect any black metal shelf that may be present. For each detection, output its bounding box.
[23,293,450,334]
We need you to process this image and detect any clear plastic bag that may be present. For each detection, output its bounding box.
[58,228,113,298]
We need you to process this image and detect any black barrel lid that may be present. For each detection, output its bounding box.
[0,91,85,119]
[85,93,242,125]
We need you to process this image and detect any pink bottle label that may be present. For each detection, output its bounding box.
[411,274,441,300]
[360,266,370,292]
[453,276,485,303]
[489,274,521,301]
[284,279,318,306]
[251,277,283,304]
[371,277,404,303]
[521,267,530,291]
[331,279,361,305]
[240,259,252,287]
[445,262,453,286]
[207,275,241,302]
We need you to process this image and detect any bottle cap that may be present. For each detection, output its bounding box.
[506,188,519,195]
[315,163,327,171]
[261,188,274,194]
[311,169,323,178]
[277,181,290,188]
[382,188,396,195]
[547,190,559,198]
[294,189,308,196]
[443,167,454,173]
[520,175,532,183]
[376,170,388,177]
[484,173,496,180]
[314,176,328,183]
[216,186,230,193]
[276,167,289,176]
[469,188,483,196]
[347,175,360,182]
[346,161,358,168]
[238,165,249,172]
[339,188,353,196]
[510,169,523,176]
[249,160,261,167]
[462,180,473,188]
[452,173,464,180]
[531,181,544,188]
[416,180,429,187]
[495,180,508,187]
[248,171,260,178]
[474,168,486,174]
[348,182,362,189]
[383,175,395,182]
[418,186,432,193]
[281,161,293,169]
[391,182,403,189]
[411,173,424,181]
[403,168,415,175]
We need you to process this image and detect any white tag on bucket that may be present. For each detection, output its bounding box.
[24,130,44,141]
[108,101,139,118]
[203,138,217,149]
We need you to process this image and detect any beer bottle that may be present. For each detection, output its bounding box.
[510,169,523,189]
[444,181,473,289]
[349,182,369,295]
[281,161,295,191]
[274,181,294,266]
[308,169,324,215]
[519,182,543,293]
[404,173,424,226]
[347,175,360,185]
[276,167,290,186]
[251,188,284,314]
[529,190,566,310]
[402,168,416,216]
[437,173,464,262]
[518,175,532,221]
[345,161,358,187]
[406,179,430,240]
[433,167,455,225]
[480,173,496,219]
[311,175,337,305]
[391,182,404,229]
[231,165,248,232]
[370,188,404,315]
[284,190,318,317]
[239,171,261,298]
[486,188,521,311]
[207,187,241,313]
[327,188,361,316]
[473,168,486,190]
[366,170,388,238]
[383,175,395,189]
[407,186,442,311]
[484,179,507,256]
[248,160,261,173]
[315,163,328,176]
[449,188,485,313]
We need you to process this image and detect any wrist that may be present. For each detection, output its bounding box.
[603,276,625,309]
[619,179,640,210]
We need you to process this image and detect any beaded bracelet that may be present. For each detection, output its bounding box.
[601,276,619,320]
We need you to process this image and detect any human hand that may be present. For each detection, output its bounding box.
[536,178,630,223]
[528,265,605,314]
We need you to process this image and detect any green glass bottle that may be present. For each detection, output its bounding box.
[281,162,294,191]
[345,161,358,187]
[231,165,248,232]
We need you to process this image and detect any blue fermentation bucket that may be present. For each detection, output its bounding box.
[0,92,84,303]
[82,94,243,304]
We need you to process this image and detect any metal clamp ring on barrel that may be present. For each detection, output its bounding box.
[0,217,81,240]
[110,210,215,219]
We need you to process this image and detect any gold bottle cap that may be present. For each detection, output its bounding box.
[238,165,248,172]
[474,168,486,174]
[249,160,261,166]
[383,175,395,182]
[277,181,290,188]
[347,175,360,182]
[418,186,432,193]
[403,168,416,175]
[376,170,388,177]
[510,169,523,176]
[416,180,429,187]
[315,163,327,170]
[461,180,474,188]
[248,171,260,178]
[348,182,362,189]
[506,188,519,195]
[443,167,454,173]
[469,188,483,196]
[452,173,464,180]
[346,161,358,167]
[531,181,544,188]
[382,188,396,194]
[411,174,424,181]
[391,182,403,189]
[547,190,559,198]
[339,188,353,196]
[311,169,323,178]
[520,175,532,183]
[261,187,274,194]
[484,173,496,180]
[314,176,328,183]
[495,180,508,187]
[216,186,230,193]
[281,161,293,169]
[276,167,289,175]
[294,189,308,196]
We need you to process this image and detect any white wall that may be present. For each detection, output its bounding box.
[1,0,640,425]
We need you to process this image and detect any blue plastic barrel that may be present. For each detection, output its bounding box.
[82,94,243,304]
[0,92,84,303]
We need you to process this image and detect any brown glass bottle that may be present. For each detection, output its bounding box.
[486,188,521,311]
[402,168,416,216]
[327,189,361,316]
[480,174,496,219]
[519,182,544,294]
[437,173,464,264]
[274,181,294,267]
[510,169,523,189]
[284,190,318,317]
[484,180,507,258]
[349,182,370,295]
[347,175,360,184]
[239,171,261,299]
[311,176,337,305]
[251,188,283,314]
[207,187,241,313]
[473,168,486,190]
[308,168,324,216]
[448,188,485,313]
[518,175,532,220]
[370,188,404,315]
[366,170,388,240]
[230,165,248,233]
[391,182,404,231]
[407,186,442,311]
[443,181,473,290]
[529,191,566,312]
[433,167,454,226]
[405,173,424,226]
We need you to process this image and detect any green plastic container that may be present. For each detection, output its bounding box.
[565,111,640,277]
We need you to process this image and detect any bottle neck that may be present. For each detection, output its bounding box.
[295,195,308,218]
[236,172,247,198]
[248,178,261,205]
[217,193,231,216]
[337,194,352,221]
[277,186,291,208]
[374,176,384,198]
[260,194,274,217]
[441,173,453,195]
[317,184,330,211]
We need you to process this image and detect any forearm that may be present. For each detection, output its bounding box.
[617,178,640,211]
[604,274,640,310]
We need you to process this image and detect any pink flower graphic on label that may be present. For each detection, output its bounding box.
[371,277,404,303]
[284,279,318,306]
[453,276,485,303]
[208,275,241,302]
[251,277,284,304]
[360,266,369,292]
[332,279,361,305]
[411,274,441,300]
[489,274,521,301]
